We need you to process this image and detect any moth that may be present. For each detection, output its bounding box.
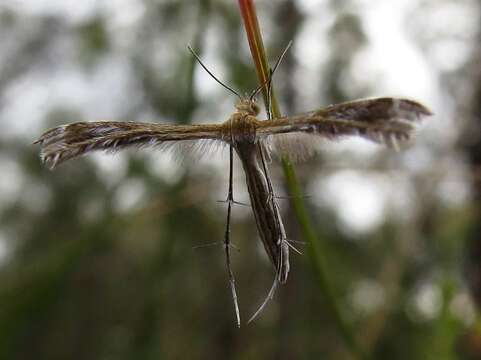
[35,47,431,326]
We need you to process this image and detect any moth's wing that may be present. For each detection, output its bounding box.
[35,121,224,169]
[257,97,432,161]
[264,133,322,162]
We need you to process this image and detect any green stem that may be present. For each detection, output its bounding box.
[237,1,367,358]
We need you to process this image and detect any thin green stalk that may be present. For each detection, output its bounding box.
[237,1,367,358]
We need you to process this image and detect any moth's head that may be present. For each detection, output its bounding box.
[235,98,260,116]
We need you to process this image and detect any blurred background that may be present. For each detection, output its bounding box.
[0,0,480,359]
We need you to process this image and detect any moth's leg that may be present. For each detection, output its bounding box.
[191,143,241,325]
[266,69,274,121]
[217,198,250,207]
[247,273,279,324]
[285,239,303,255]
[224,144,241,327]
[216,145,249,207]
[262,70,275,208]
[263,71,293,280]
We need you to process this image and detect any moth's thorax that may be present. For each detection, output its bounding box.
[222,112,258,145]
[222,109,259,145]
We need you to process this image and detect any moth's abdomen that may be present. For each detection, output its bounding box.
[235,142,289,283]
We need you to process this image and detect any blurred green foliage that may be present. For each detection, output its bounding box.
[0,1,480,359]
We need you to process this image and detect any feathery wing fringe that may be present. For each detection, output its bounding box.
[267,133,321,162]
[258,97,432,159]
[35,121,223,169]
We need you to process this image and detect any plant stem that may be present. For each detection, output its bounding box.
[237,1,367,358]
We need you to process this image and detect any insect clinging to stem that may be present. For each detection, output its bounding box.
[35,42,432,326]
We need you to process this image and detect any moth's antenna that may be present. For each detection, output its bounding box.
[271,40,293,78]
[249,40,293,101]
[188,45,242,100]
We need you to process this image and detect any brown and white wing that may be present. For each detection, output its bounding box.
[35,121,224,169]
[256,98,432,160]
